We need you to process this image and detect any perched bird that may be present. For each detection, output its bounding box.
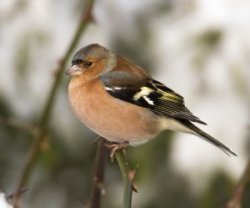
[66,43,236,158]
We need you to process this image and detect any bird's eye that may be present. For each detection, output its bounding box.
[84,61,93,68]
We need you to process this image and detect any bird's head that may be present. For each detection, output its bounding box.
[65,44,117,79]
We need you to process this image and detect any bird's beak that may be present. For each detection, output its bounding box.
[65,65,83,76]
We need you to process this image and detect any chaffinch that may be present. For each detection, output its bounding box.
[65,43,236,157]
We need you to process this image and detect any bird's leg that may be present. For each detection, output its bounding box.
[104,141,128,161]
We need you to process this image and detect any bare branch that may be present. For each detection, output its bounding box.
[225,159,250,208]
[12,0,97,207]
[87,137,108,208]
[115,150,137,208]
[0,117,38,136]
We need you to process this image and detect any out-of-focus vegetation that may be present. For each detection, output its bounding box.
[0,0,249,207]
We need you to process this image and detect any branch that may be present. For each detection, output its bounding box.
[13,0,96,207]
[87,138,108,208]
[115,150,136,208]
[0,117,38,136]
[225,159,250,208]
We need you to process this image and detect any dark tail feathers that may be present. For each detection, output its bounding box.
[182,121,236,156]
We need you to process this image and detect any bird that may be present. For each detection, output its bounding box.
[65,43,236,159]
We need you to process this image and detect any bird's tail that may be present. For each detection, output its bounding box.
[182,120,237,156]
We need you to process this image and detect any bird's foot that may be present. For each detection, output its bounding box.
[104,142,128,161]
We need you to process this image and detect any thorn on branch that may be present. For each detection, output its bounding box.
[128,170,138,193]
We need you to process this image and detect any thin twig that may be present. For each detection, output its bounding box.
[225,159,250,208]
[6,189,28,202]
[13,1,96,207]
[0,117,38,136]
[87,138,108,208]
[115,150,136,208]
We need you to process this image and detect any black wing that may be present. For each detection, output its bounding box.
[100,71,206,124]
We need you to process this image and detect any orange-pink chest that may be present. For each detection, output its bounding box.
[68,78,160,144]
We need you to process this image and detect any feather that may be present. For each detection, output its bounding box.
[101,71,206,124]
[179,120,236,156]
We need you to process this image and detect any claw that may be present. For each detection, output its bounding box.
[104,142,128,161]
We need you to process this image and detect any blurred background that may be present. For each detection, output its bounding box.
[0,0,250,207]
